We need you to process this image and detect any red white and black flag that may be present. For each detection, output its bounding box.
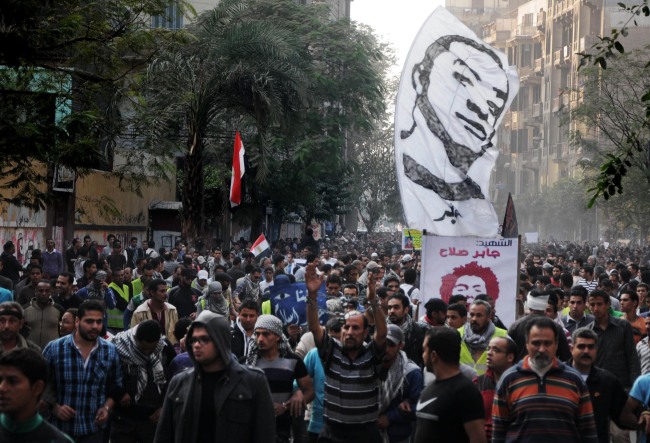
[229,131,245,207]
[250,234,270,257]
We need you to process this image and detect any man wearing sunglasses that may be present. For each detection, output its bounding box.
[154,310,275,443]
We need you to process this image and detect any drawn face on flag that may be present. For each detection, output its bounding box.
[401,35,509,202]
[394,7,519,237]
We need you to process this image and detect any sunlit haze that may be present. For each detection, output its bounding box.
[352,0,445,71]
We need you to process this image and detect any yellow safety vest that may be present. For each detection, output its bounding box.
[458,325,508,376]
[107,282,130,330]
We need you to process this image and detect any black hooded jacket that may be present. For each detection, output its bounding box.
[154,311,275,443]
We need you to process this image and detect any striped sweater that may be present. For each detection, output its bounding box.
[492,356,598,443]
[319,336,384,425]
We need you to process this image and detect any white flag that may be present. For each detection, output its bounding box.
[394,6,519,237]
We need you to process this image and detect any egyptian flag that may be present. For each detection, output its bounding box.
[250,234,270,257]
[229,131,245,207]
[501,192,519,238]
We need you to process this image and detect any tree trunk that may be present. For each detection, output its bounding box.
[182,132,204,244]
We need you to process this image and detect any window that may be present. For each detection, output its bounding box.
[151,1,183,30]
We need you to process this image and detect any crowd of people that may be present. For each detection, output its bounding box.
[2,231,650,442]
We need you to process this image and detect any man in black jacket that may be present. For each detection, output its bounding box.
[154,310,275,443]
[231,299,259,360]
[387,293,428,368]
[568,327,638,443]
[0,241,22,286]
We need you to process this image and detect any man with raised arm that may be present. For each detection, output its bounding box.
[305,263,387,443]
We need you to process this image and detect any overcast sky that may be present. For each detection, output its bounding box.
[351,0,445,70]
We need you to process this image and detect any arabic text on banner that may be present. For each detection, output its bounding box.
[420,236,519,327]
[269,281,328,326]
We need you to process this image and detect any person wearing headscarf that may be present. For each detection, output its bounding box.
[245,314,314,443]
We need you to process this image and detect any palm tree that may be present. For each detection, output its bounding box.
[139,0,309,243]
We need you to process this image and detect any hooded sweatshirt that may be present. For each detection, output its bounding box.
[154,311,275,443]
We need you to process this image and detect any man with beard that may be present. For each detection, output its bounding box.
[168,268,202,319]
[387,293,428,368]
[154,311,275,443]
[458,300,507,376]
[131,279,178,345]
[414,328,486,443]
[42,300,123,442]
[245,315,313,443]
[52,272,83,311]
[492,317,598,442]
[569,328,637,443]
[233,267,263,309]
[0,302,41,355]
[305,264,387,443]
[76,271,116,334]
[378,324,423,443]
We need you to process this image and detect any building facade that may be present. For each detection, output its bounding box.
[447,0,650,238]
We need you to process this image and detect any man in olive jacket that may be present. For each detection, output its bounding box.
[154,310,275,443]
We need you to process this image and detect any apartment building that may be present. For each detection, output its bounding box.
[447,0,650,235]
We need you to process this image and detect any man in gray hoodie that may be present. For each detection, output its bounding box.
[154,311,275,443]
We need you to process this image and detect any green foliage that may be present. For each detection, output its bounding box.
[572,47,650,207]
[137,0,388,239]
[577,2,650,206]
[0,0,192,209]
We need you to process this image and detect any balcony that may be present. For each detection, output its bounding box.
[511,111,519,130]
[521,72,542,85]
[580,35,599,52]
[553,49,562,67]
[536,11,546,29]
[519,65,532,78]
[552,96,562,112]
[534,57,544,73]
[563,45,572,62]
[522,149,541,167]
[516,24,537,36]
[532,102,543,119]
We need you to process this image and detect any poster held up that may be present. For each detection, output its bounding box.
[420,235,519,327]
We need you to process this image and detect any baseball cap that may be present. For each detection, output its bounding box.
[197,270,209,280]
[386,324,404,345]
[207,281,222,293]
[401,254,414,263]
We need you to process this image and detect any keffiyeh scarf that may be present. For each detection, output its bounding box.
[462,321,495,352]
[111,328,166,402]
